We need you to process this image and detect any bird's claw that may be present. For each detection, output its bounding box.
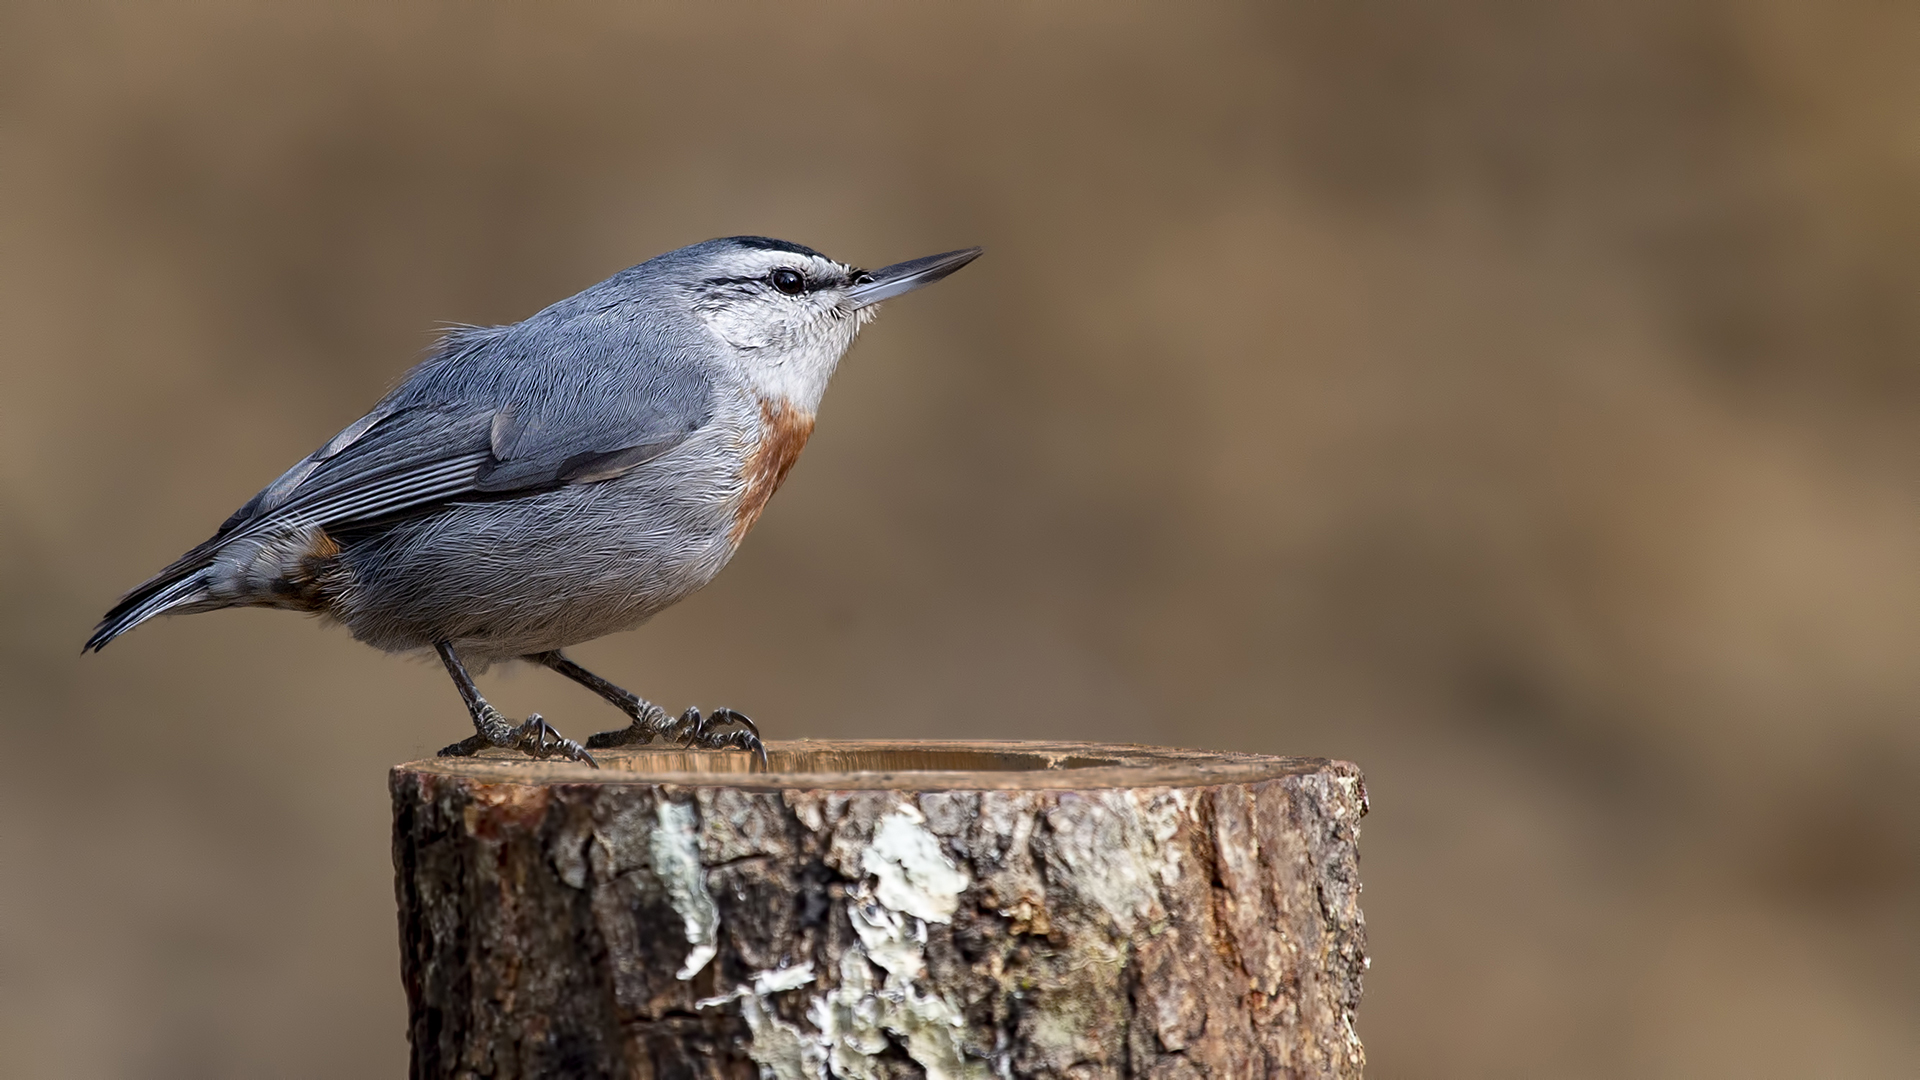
[675,706,767,766]
[513,714,598,768]
[583,704,764,766]
[440,711,598,769]
[585,700,667,749]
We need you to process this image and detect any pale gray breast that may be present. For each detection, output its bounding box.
[332,397,763,662]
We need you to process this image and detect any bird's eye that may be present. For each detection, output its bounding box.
[770,268,806,295]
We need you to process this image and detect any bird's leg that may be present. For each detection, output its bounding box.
[529,650,766,765]
[435,642,597,768]
[528,651,672,743]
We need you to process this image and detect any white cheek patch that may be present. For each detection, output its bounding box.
[691,252,875,412]
[699,300,786,352]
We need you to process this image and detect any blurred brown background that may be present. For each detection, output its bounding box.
[2,2,1916,1076]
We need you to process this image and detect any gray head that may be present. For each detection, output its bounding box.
[662,237,981,413]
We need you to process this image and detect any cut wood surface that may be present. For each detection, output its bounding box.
[392,740,1368,1079]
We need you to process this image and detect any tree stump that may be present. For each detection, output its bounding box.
[391,740,1368,1079]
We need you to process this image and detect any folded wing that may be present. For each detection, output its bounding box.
[87,326,715,650]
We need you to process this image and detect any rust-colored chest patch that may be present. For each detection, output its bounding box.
[730,399,816,545]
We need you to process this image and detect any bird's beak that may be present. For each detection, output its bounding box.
[846,247,983,310]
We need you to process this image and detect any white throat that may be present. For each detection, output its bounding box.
[700,304,874,413]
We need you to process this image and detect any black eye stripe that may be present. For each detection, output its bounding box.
[698,266,842,294]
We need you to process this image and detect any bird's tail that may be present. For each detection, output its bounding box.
[85,560,218,652]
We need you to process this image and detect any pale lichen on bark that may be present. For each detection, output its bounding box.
[393,746,1367,1079]
[653,798,721,980]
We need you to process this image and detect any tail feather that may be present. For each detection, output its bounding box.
[86,568,215,652]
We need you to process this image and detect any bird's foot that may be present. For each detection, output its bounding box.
[440,707,598,768]
[587,704,765,766]
[673,707,767,765]
[584,699,671,750]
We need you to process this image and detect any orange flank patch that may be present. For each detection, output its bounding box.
[730,398,816,545]
[305,528,342,562]
[272,527,345,612]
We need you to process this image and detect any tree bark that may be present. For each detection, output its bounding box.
[391,740,1367,1079]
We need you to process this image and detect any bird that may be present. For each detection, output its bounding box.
[85,236,982,768]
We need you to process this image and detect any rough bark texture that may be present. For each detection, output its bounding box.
[391,741,1367,1079]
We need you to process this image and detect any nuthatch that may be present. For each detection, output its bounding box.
[87,237,982,767]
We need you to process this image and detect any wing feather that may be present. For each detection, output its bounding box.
[90,309,717,650]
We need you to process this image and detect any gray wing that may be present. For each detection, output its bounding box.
[224,398,706,547]
[89,296,716,651]
[216,320,716,541]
